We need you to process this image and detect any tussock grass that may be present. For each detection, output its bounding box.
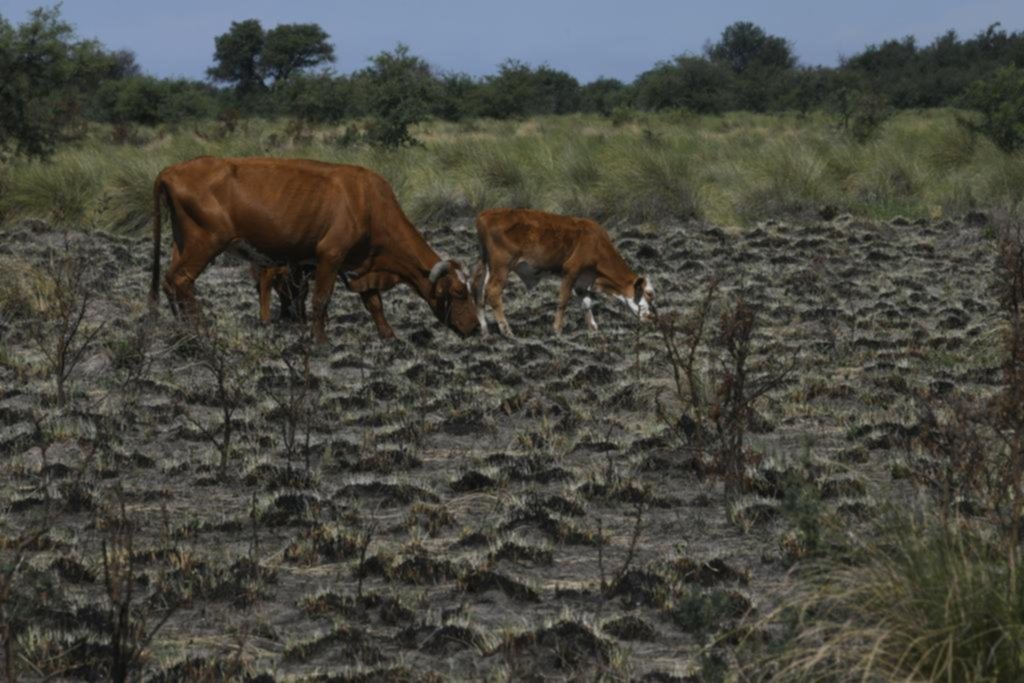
[105,154,168,233]
[2,110,1022,233]
[732,136,834,223]
[753,518,1024,682]
[595,139,702,223]
[0,257,57,319]
[1,151,105,227]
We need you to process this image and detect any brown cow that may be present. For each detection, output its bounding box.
[471,208,654,337]
[251,264,309,323]
[150,157,479,343]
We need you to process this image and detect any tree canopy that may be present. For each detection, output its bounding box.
[207,18,334,96]
[4,6,1024,159]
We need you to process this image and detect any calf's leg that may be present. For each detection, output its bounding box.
[553,273,577,335]
[484,267,514,337]
[471,260,489,336]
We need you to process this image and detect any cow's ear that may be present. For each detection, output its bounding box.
[432,276,450,298]
[634,277,646,304]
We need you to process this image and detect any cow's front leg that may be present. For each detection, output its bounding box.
[360,290,395,340]
[310,260,339,346]
[257,270,274,324]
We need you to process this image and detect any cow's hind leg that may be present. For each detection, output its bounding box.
[360,290,395,340]
[163,238,220,321]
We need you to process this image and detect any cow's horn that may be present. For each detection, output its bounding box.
[428,259,450,284]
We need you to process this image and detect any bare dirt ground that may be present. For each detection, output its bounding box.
[0,214,1000,680]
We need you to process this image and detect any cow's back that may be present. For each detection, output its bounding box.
[157,157,398,260]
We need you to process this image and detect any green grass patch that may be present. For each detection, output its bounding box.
[2,110,1022,232]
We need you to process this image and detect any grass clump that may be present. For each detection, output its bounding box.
[597,139,702,222]
[1,151,104,227]
[0,258,58,320]
[755,521,1024,682]
[733,136,833,223]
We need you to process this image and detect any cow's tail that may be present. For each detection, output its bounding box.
[150,178,163,310]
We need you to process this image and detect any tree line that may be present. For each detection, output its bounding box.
[2,6,1024,157]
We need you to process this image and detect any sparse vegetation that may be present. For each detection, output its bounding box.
[2,7,1021,679]
[2,188,999,677]
[26,240,106,407]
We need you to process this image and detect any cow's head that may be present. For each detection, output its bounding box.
[618,276,655,322]
[429,259,480,337]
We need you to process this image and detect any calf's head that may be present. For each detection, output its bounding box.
[429,259,480,338]
[619,276,655,321]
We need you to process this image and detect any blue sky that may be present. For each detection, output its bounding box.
[4,1,1022,82]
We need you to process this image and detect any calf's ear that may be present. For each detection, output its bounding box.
[633,277,646,304]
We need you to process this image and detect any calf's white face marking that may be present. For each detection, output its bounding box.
[617,278,655,321]
[617,294,642,316]
[638,280,655,321]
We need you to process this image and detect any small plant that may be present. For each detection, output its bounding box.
[27,241,106,407]
[0,528,52,682]
[100,493,174,682]
[611,501,647,588]
[355,515,379,600]
[713,295,792,497]
[99,314,156,435]
[182,321,258,480]
[658,280,792,499]
[268,331,319,474]
[656,276,720,455]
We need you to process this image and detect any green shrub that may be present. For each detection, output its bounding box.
[360,44,435,149]
[960,65,1024,153]
[274,73,351,126]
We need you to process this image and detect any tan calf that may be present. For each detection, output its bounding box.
[471,208,654,337]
